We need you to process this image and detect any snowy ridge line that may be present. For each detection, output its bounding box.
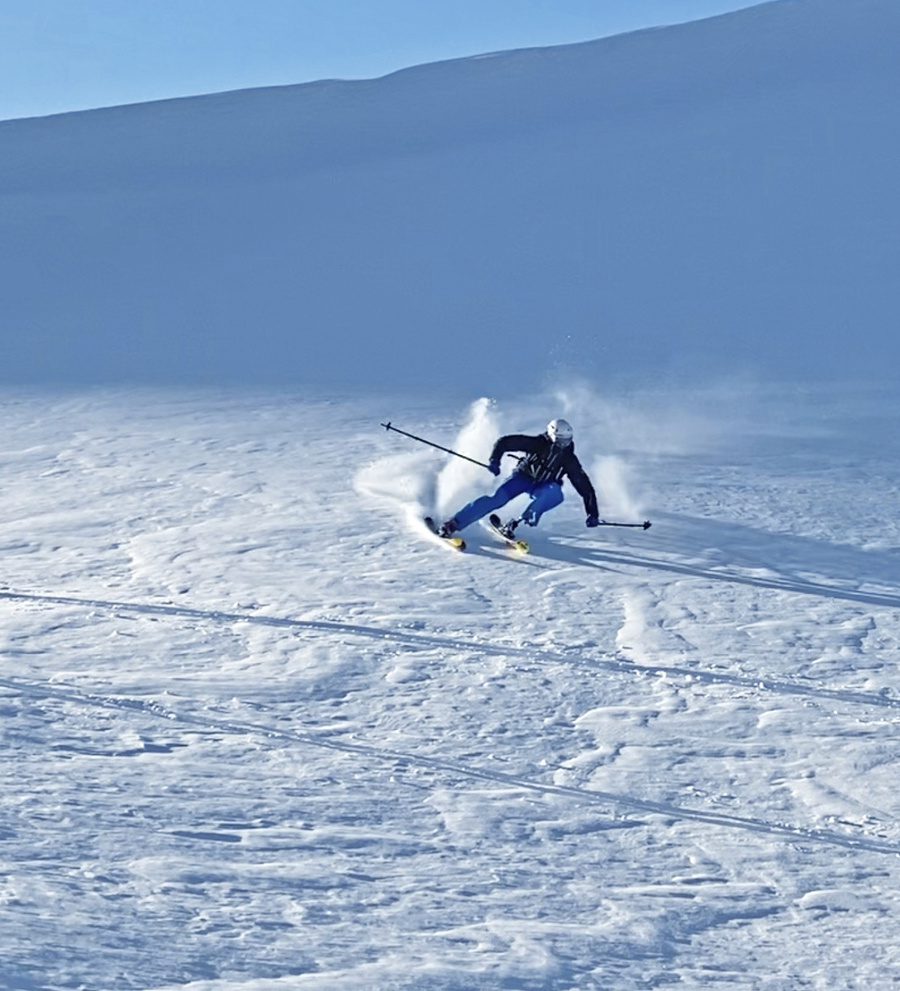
[2,587,899,714]
[1,672,899,857]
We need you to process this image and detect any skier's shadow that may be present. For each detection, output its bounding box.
[525,511,900,610]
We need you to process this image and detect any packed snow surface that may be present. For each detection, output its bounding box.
[2,384,900,989]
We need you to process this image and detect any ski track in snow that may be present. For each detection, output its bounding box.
[3,388,900,990]
[2,667,899,859]
[3,586,900,714]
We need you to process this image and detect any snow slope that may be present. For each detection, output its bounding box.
[1,0,899,392]
[2,384,900,989]
[3,1,900,987]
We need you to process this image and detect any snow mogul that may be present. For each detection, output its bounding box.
[437,418,599,539]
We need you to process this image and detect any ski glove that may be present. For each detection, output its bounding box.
[488,459,501,476]
[586,515,599,528]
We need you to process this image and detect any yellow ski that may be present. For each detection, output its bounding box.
[487,514,529,553]
[423,516,466,550]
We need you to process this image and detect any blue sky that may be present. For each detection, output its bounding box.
[3,0,770,121]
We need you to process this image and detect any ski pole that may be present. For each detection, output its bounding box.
[380,422,493,471]
[597,519,652,529]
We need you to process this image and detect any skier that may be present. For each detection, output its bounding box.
[438,418,600,537]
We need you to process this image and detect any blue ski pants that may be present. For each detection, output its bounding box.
[451,473,564,531]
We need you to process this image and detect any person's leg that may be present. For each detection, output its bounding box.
[521,481,564,526]
[447,474,532,531]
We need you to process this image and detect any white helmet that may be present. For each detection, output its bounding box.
[547,418,573,445]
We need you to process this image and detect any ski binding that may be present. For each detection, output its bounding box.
[487,514,530,553]
[424,516,466,550]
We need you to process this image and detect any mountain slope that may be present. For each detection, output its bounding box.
[1,0,898,390]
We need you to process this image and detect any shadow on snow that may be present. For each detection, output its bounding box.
[531,511,900,611]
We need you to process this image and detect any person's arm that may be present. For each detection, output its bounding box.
[566,454,599,520]
[489,434,540,466]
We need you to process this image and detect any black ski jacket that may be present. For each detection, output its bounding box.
[490,433,599,518]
